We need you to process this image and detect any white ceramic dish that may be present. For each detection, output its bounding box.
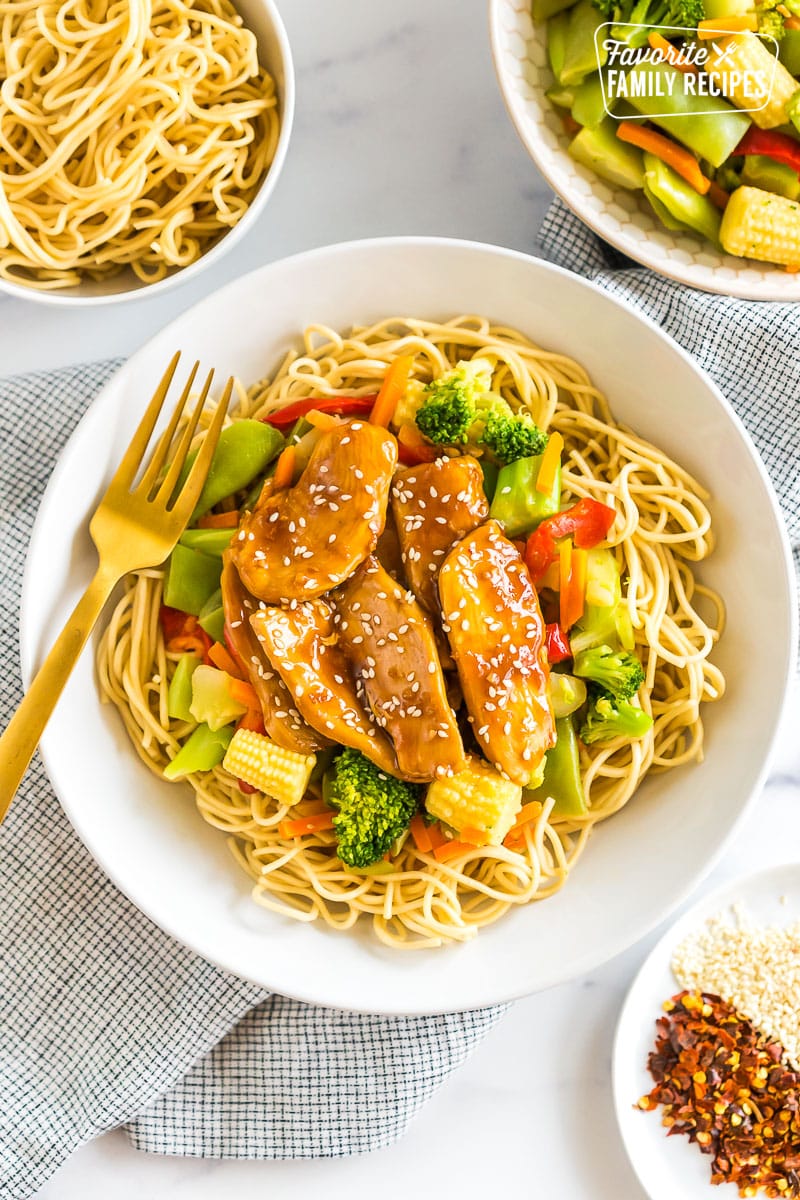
[489,0,800,300]
[613,862,800,1200]
[0,0,294,308]
[20,237,797,1014]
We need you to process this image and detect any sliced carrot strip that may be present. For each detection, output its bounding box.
[197,510,240,528]
[697,14,757,35]
[560,541,588,631]
[535,431,563,495]
[237,709,265,734]
[786,14,800,27]
[305,409,343,432]
[433,839,480,863]
[707,180,730,211]
[460,825,490,847]
[279,812,336,838]
[370,355,414,427]
[647,31,699,74]
[272,445,296,490]
[426,822,448,851]
[617,124,710,195]
[229,678,259,709]
[166,633,207,656]
[397,422,438,461]
[409,813,434,854]
[208,641,246,680]
[510,800,543,832]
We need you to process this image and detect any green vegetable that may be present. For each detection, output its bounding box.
[592,0,703,46]
[163,544,222,616]
[585,546,621,609]
[181,420,284,520]
[414,357,547,464]
[704,0,748,14]
[741,154,800,200]
[546,82,578,108]
[643,154,722,244]
[716,161,743,194]
[779,27,800,73]
[167,654,201,722]
[548,672,588,717]
[644,181,690,231]
[534,0,580,22]
[571,71,609,128]
[163,722,234,780]
[189,664,247,731]
[488,453,561,538]
[179,528,236,556]
[325,748,421,869]
[480,459,500,504]
[561,0,608,86]
[526,716,586,817]
[548,9,571,77]
[626,62,751,167]
[198,588,225,644]
[568,117,646,189]
[580,695,653,743]
[573,643,645,701]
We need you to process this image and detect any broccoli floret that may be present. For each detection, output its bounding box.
[580,695,654,744]
[573,644,645,701]
[326,748,420,869]
[593,0,704,47]
[756,0,788,39]
[481,411,548,464]
[415,356,548,463]
[415,357,495,444]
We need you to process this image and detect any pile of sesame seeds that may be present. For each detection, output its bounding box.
[672,906,800,1072]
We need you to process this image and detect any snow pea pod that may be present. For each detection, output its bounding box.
[525,715,587,818]
[625,61,750,167]
[643,154,722,244]
[180,419,284,520]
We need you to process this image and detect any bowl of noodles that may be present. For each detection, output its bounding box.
[20,238,796,1012]
[0,0,293,304]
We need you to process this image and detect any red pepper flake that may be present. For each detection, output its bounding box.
[639,990,800,1198]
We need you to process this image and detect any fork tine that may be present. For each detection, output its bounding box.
[155,368,215,506]
[109,351,181,493]
[138,360,200,497]
[170,377,234,516]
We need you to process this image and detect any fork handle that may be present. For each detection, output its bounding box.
[0,566,119,824]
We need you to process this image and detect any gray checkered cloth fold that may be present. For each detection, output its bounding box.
[0,361,504,1200]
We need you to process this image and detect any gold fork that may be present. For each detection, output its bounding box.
[0,352,233,821]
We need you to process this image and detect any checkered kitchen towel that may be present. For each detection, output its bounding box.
[538,201,800,586]
[0,362,505,1200]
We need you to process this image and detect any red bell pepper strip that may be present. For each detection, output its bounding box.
[159,604,192,641]
[735,128,800,175]
[545,622,572,664]
[261,395,377,429]
[525,498,616,585]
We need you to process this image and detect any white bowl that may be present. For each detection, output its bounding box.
[0,0,294,307]
[20,237,796,1013]
[489,0,800,299]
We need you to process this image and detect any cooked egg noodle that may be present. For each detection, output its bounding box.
[96,316,725,948]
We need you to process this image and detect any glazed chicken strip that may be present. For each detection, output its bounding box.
[249,600,397,776]
[231,420,398,603]
[220,556,327,754]
[334,557,466,782]
[390,456,489,613]
[438,520,555,786]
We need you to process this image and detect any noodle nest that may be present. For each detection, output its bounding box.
[0,0,280,289]
[97,315,725,949]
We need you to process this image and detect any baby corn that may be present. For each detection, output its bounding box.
[425,756,522,846]
[705,33,799,128]
[223,729,315,805]
[720,185,800,266]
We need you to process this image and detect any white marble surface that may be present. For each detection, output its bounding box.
[1,1,797,1197]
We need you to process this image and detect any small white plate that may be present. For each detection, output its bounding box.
[613,862,800,1200]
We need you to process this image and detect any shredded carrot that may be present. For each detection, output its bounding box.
[236,709,265,734]
[560,541,588,630]
[196,510,240,529]
[370,354,414,427]
[562,112,581,136]
[229,678,259,709]
[426,822,447,851]
[397,422,437,461]
[785,263,800,273]
[697,14,757,34]
[272,445,296,490]
[647,30,700,73]
[460,825,490,847]
[511,801,543,832]
[433,839,480,863]
[208,641,246,679]
[707,180,730,211]
[786,14,800,27]
[409,813,434,854]
[166,633,207,656]
[279,811,336,838]
[305,409,342,432]
[535,430,564,495]
[617,124,710,195]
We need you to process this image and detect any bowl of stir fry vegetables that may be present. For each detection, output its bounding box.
[490,0,800,296]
